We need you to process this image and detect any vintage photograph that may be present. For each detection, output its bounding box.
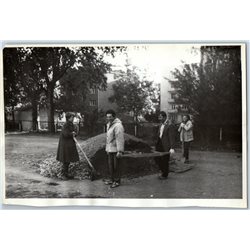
[1,43,247,207]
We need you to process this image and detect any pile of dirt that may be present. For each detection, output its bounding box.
[38,133,192,180]
[39,133,156,180]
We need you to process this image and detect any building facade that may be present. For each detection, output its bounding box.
[160,75,188,124]
[85,72,121,114]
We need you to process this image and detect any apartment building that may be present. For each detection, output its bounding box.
[160,76,188,124]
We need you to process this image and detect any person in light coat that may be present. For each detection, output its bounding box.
[178,114,194,163]
[105,109,125,188]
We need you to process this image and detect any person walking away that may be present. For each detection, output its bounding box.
[105,109,125,188]
[155,111,175,180]
[56,112,79,179]
[178,114,194,164]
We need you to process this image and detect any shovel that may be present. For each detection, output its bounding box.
[74,137,97,181]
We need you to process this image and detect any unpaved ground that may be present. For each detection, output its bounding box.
[4,134,242,199]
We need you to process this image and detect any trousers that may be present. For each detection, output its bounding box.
[155,139,170,177]
[183,141,190,160]
[107,152,121,182]
[63,162,70,174]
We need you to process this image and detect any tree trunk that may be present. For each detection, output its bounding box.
[205,126,210,148]
[5,112,8,132]
[31,99,38,131]
[11,106,15,123]
[47,84,55,133]
[134,113,139,137]
[219,127,223,142]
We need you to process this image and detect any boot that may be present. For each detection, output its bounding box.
[61,163,70,180]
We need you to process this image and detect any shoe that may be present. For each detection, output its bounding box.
[60,174,68,180]
[65,174,74,180]
[158,175,168,180]
[110,181,120,188]
[184,160,190,164]
[104,180,113,185]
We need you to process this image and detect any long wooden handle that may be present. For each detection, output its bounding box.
[121,151,170,158]
[74,137,95,171]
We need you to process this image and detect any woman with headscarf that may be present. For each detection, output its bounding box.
[56,112,79,179]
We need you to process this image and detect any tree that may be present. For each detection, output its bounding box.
[4,46,125,133]
[30,47,77,133]
[200,46,242,126]
[33,46,125,132]
[169,46,242,145]
[3,48,24,122]
[20,50,47,131]
[109,67,159,122]
[3,47,47,131]
[56,51,111,113]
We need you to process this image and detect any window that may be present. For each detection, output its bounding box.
[182,105,188,110]
[89,100,97,106]
[172,114,177,122]
[170,83,175,89]
[171,93,175,99]
[90,88,97,94]
[169,113,177,122]
[171,104,176,110]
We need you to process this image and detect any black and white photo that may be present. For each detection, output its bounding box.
[1,43,247,207]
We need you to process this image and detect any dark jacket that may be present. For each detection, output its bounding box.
[56,121,79,163]
[156,121,176,151]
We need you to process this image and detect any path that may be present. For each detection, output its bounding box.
[4,134,242,199]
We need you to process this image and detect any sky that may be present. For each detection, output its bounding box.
[105,44,201,83]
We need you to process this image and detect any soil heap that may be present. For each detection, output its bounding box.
[39,133,158,180]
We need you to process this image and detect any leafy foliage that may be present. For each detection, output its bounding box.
[4,46,126,132]
[57,49,112,112]
[170,46,241,126]
[109,67,160,121]
[169,46,242,145]
[3,47,46,129]
[4,48,25,112]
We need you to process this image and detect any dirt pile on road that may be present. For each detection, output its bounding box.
[39,133,156,180]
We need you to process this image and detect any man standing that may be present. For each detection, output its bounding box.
[155,111,175,179]
[105,110,125,188]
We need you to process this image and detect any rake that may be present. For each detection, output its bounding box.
[74,137,97,181]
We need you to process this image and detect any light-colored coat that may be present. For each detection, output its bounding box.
[106,118,125,153]
[178,120,194,142]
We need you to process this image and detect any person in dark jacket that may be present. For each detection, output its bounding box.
[155,111,175,179]
[56,112,79,179]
